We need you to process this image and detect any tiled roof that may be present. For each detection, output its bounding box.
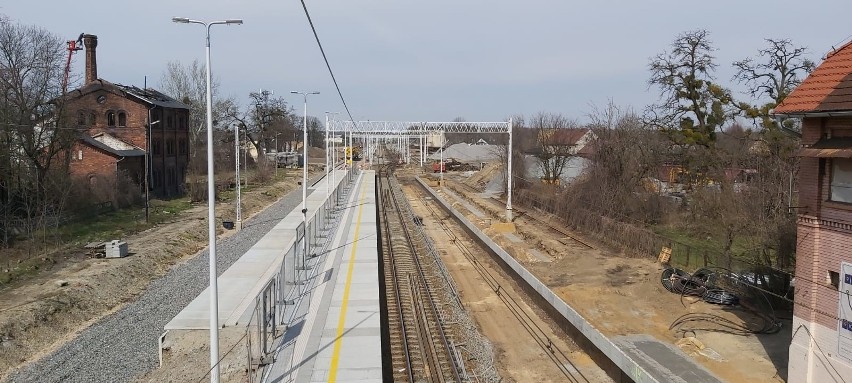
[774,40,852,115]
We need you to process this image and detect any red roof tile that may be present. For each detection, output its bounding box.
[774,40,852,114]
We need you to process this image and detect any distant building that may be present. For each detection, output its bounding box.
[64,34,190,199]
[773,39,852,382]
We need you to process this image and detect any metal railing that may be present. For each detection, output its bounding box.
[241,165,356,382]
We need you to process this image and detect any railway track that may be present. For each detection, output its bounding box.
[405,177,591,383]
[378,167,461,382]
[447,179,594,249]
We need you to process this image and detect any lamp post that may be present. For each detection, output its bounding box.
[171,16,242,383]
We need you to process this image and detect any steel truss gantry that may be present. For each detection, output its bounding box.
[327,120,514,211]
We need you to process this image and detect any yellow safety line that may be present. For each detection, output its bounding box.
[328,177,369,382]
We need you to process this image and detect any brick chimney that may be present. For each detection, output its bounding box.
[82,34,98,84]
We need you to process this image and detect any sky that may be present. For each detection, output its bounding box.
[3,1,852,124]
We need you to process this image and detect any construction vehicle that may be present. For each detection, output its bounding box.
[344,146,362,163]
[432,161,445,173]
[432,158,474,173]
[62,33,84,94]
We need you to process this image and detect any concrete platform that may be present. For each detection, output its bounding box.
[165,169,351,330]
[263,171,382,383]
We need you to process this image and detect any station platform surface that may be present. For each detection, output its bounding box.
[263,170,382,383]
[165,169,349,330]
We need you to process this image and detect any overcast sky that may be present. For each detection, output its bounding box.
[4,1,852,123]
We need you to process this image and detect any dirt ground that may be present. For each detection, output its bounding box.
[138,328,252,383]
[0,167,320,381]
[427,165,790,383]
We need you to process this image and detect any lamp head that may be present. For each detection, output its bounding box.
[290,91,299,94]
[172,17,190,23]
[225,19,243,25]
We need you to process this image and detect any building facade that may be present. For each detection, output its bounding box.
[64,34,190,199]
[774,40,852,382]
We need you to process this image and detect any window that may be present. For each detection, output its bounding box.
[178,139,187,155]
[152,139,162,155]
[77,150,83,161]
[87,111,96,126]
[828,270,840,290]
[831,158,852,203]
[107,112,116,127]
[118,112,127,127]
[166,139,175,156]
[167,116,174,129]
[77,111,85,126]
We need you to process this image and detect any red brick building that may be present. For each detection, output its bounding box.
[773,40,852,382]
[65,34,190,199]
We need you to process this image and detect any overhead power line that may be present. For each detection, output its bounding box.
[298,0,357,125]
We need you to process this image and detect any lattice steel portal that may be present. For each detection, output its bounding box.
[327,120,514,211]
[328,120,509,134]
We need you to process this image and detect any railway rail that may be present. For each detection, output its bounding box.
[448,179,594,249]
[378,166,462,382]
[405,177,591,383]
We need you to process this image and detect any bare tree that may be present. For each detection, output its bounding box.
[0,17,75,247]
[732,38,812,271]
[646,30,734,148]
[577,103,667,221]
[527,113,579,183]
[733,39,815,110]
[226,91,297,156]
[159,60,234,157]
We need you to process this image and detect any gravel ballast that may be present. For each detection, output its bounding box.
[5,177,324,383]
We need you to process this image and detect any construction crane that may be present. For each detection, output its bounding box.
[62,33,84,94]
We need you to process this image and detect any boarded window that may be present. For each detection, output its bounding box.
[831,158,852,203]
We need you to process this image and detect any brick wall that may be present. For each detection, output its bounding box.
[792,115,852,381]
[65,85,190,198]
[68,143,117,178]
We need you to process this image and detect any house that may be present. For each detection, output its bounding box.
[64,34,190,199]
[772,40,852,382]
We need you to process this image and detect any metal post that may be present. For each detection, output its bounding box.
[202,27,221,383]
[234,125,241,230]
[440,130,444,185]
[172,18,243,383]
[348,122,353,179]
[507,118,513,211]
[325,112,329,196]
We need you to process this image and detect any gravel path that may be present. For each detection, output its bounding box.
[5,176,324,383]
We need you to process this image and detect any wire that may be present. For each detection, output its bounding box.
[790,324,849,383]
[298,0,357,126]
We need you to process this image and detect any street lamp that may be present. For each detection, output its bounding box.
[172,16,242,383]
